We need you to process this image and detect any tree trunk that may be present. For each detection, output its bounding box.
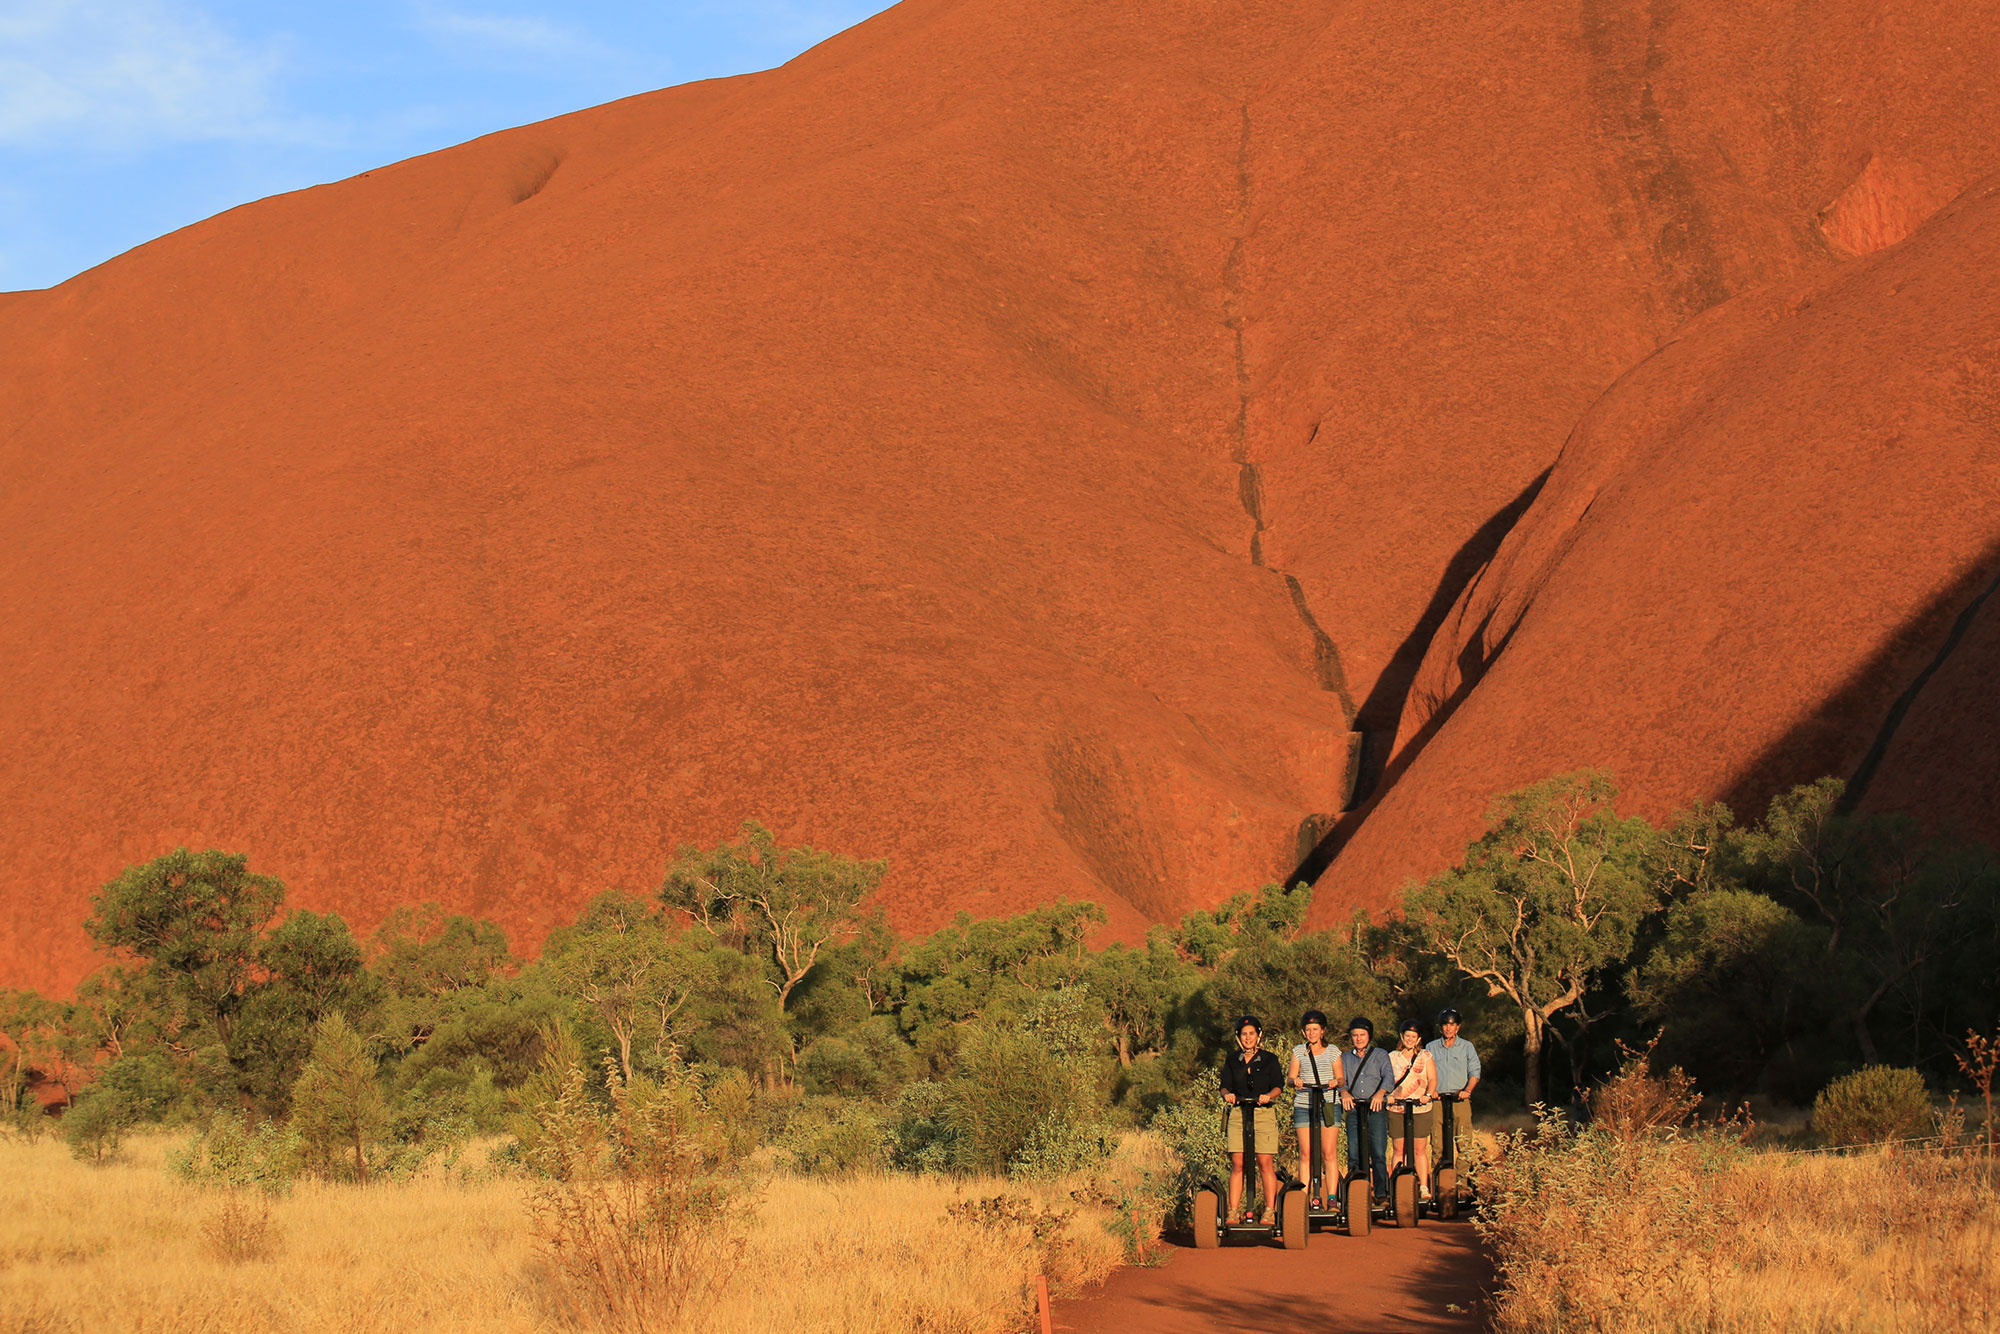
[616,1026,635,1085]
[1522,1007,1545,1107]
[353,1122,367,1183]
[1116,1031,1132,1068]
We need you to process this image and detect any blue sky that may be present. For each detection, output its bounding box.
[0,0,898,291]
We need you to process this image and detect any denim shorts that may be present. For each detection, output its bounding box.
[1292,1105,1334,1130]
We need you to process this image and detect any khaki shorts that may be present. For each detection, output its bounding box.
[1389,1103,1436,1139]
[1225,1104,1281,1154]
[1429,1098,1473,1159]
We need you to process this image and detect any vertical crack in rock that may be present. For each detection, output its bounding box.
[1221,102,1356,721]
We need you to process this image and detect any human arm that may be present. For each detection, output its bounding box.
[1464,1043,1481,1098]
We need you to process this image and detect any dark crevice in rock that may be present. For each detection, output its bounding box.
[1841,557,2000,812]
[1346,465,1552,806]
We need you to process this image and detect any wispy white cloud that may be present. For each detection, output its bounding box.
[415,6,617,63]
[0,0,319,149]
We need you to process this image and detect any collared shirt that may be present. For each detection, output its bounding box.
[1219,1047,1284,1103]
[1426,1036,1482,1093]
[1340,1044,1393,1098]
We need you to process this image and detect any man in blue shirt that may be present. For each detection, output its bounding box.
[1338,1015,1393,1200]
[1425,1008,1481,1191]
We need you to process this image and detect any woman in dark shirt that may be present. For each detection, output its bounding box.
[1219,1015,1285,1224]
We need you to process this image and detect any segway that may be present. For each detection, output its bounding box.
[1297,1081,1343,1235]
[1431,1090,1463,1220]
[1191,1096,1307,1250]
[1335,1098,1380,1237]
[1389,1098,1423,1227]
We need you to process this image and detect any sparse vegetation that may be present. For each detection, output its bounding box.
[1482,1052,2000,1333]
[3,773,1995,1329]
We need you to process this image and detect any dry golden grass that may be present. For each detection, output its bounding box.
[0,1132,1128,1334]
[1483,1128,2000,1334]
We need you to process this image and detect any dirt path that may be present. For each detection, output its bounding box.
[1053,1220,1491,1333]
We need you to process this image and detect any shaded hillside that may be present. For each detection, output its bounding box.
[4,0,1998,988]
[1318,176,2000,913]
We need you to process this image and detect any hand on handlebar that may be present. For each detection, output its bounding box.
[1224,1092,1238,1105]
[1369,1092,1386,1112]
[1339,1090,1355,1111]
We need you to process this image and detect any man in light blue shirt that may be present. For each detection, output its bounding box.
[1339,1016,1394,1200]
[1425,1008,1480,1191]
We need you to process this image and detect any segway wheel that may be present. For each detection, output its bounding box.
[1192,1188,1220,1249]
[1434,1166,1459,1221]
[1393,1172,1418,1228]
[1344,1176,1371,1237]
[1281,1188,1308,1251]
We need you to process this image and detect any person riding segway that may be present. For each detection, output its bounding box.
[1387,1019,1439,1225]
[1426,1008,1481,1216]
[1192,1016,1307,1249]
[1288,1010,1342,1234]
[1338,1016,1393,1236]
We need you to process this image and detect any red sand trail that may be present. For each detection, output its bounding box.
[1057,1224,1489,1333]
[3,0,1999,988]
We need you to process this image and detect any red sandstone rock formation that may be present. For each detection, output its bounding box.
[3,0,1997,988]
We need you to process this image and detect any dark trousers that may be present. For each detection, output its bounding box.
[1345,1105,1390,1197]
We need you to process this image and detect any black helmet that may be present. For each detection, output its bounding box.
[1437,1008,1463,1027]
[1347,1015,1374,1036]
[1400,1017,1425,1040]
[1235,1014,1263,1034]
[1301,1009,1329,1030]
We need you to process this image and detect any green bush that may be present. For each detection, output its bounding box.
[1811,1066,1932,1147]
[886,1080,957,1173]
[61,1089,129,1164]
[167,1113,304,1194]
[947,988,1113,1175]
[779,1099,886,1176]
[1150,1069,1227,1224]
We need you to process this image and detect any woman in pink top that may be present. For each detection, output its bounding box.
[1387,1019,1439,1201]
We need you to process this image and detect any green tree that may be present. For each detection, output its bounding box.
[1404,770,1657,1105]
[84,849,284,1042]
[542,890,708,1085]
[1738,779,1988,1065]
[1627,888,1829,1094]
[291,1012,388,1181]
[1084,927,1197,1067]
[661,820,885,1015]
[370,903,515,998]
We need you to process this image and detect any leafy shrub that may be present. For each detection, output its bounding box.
[166,1113,304,1195]
[1812,1066,1932,1147]
[948,988,1113,1175]
[61,1088,129,1163]
[780,1099,887,1176]
[1011,1109,1113,1179]
[798,1019,910,1098]
[1150,1069,1227,1225]
[521,1052,738,1332]
[702,1065,758,1158]
[94,1050,204,1126]
[886,1079,958,1173]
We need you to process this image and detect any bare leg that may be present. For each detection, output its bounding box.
[1228,1152,1246,1221]
[1416,1137,1432,1197]
[1321,1127,1340,1197]
[1256,1154,1279,1221]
